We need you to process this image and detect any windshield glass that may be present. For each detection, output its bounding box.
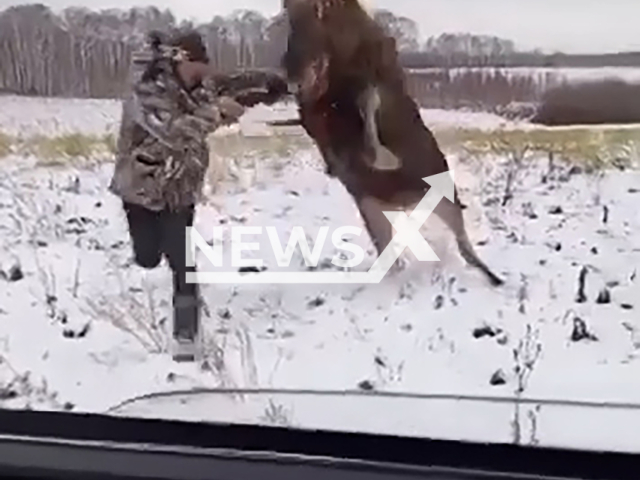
[1,0,640,457]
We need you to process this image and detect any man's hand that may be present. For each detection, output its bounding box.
[265,73,290,98]
[207,70,292,107]
[217,96,245,125]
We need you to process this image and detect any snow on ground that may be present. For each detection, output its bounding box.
[1,96,640,453]
[0,94,531,138]
[0,95,122,137]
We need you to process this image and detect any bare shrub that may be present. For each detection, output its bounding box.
[533,79,640,126]
[0,132,13,158]
[511,324,542,445]
[85,286,166,354]
[260,399,292,427]
[7,181,67,244]
[83,254,167,353]
[0,353,67,409]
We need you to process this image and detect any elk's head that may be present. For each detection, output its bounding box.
[281,0,394,103]
[280,0,330,101]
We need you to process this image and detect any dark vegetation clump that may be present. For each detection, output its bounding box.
[532,79,640,126]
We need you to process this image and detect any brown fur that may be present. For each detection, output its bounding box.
[281,0,504,286]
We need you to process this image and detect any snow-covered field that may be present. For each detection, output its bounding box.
[0,93,528,138]
[1,95,640,453]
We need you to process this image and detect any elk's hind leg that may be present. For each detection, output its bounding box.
[355,195,393,255]
[433,197,504,287]
[354,195,406,272]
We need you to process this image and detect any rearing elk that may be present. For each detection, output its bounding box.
[280,0,504,286]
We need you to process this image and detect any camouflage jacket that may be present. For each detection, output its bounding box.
[109,44,288,211]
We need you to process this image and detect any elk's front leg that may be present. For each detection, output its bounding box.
[357,85,401,171]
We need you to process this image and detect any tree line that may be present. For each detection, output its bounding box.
[1,4,638,100]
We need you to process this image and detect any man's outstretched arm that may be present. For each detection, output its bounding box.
[205,69,291,108]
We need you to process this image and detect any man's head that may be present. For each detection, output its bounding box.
[169,30,211,89]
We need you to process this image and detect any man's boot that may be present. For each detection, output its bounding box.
[171,293,202,362]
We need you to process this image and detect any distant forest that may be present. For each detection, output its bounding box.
[1,3,639,100]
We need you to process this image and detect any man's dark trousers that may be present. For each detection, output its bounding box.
[122,201,200,345]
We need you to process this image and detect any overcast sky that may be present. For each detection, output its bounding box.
[1,0,638,54]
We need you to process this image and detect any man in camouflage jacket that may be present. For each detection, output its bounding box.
[109,30,289,361]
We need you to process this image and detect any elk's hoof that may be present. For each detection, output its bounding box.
[488,272,505,287]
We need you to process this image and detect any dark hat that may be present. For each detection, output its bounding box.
[169,30,209,63]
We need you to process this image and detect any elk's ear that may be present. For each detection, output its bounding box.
[283,0,308,10]
[380,36,398,64]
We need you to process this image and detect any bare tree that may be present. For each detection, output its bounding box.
[0,3,555,101]
[372,9,419,52]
